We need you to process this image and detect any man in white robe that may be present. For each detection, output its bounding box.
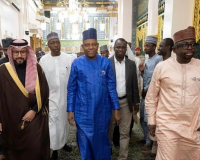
[40,32,76,160]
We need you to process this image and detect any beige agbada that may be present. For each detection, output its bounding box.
[145,58,200,160]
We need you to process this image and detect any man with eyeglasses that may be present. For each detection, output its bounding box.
[67,28,121,160]
[0,38,13,65]
[0,39,50,160]
[39,32,74,160]
[109,38,140,160]
[145,26,200,160]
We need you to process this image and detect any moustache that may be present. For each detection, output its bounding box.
[16,58,25,61]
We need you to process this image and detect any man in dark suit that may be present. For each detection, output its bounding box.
[110,38,140,159]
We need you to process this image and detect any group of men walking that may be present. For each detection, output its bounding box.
[0,26,199,160]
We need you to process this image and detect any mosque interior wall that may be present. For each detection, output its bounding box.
[0,1,20,40]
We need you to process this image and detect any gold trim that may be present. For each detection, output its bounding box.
[137,15,148,26]
[136,22,148,50]
[109,13,118,17]
[5,63,29,98]
[193,0,200,42]
[21,121,25,130]
[5,63,42,112]
[35,75,42,112]
[157,13,164,48]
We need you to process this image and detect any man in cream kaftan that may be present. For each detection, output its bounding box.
[145,26,200,160]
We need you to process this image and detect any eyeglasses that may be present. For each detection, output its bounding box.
[173,43,198,49]
[12,50,27,55]
[115,46,127,50]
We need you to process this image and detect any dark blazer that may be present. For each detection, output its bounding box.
[109,56,140,112]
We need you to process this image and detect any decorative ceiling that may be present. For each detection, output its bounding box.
[42,0,118,10]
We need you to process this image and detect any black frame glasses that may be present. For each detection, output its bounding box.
[12,50,27,55]
[173,43,198,49]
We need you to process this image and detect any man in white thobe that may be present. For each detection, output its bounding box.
[40,32,76,160]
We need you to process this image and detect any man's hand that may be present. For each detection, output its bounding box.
[0,123,2,134]
[22,110,36,122]
[68,112,75,126]
[114,110,121,126]
[133,104,139,114]
[139,64,145,72]
[148,125,156,137]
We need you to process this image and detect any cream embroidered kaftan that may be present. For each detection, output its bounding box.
[145,58,200,160]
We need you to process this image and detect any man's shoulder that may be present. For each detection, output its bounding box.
[0,57,8,65]
[191,58,200,66]
[125,58,136,68]
[126,57,136,64]
[154,54,163,61]
[61,53,77,62]
[71,55,84,65]
[61,52,71,57]
[36,63,43,72]
[155,58,172,70]
[99,55,112,66]
[108,55,114,62]
[0,63,8,74]
[0,63,5,69]
[40,53,50,61]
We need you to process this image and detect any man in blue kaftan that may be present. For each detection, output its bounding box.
[67,28,121,160]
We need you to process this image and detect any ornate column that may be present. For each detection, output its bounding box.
[193,0,200,59]
[131,0,138,49]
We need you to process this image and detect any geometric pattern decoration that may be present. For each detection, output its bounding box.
[105,17,109,40]
[42,40,109,54]
[43,13,110,40]
[157,14,164,49]
[193,0,200,59]
[193,0,200,42]
[136,22,148,56]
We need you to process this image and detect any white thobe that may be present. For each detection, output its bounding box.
[40,52,76,150]
[135,56,143,92]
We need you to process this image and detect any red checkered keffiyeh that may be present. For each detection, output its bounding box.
[7,39,37,93]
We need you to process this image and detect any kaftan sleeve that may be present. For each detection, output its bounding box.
[67,61,78,112]
[107,61,120,110]
[145,63,162,125]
